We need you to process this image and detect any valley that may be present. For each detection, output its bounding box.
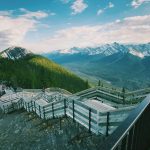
[44,43,150,90]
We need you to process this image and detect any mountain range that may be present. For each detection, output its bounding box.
[0,47,89,93]
[45,42,150,57]
[43,42,150,90]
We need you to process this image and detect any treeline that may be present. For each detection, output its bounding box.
[0,54,89,93]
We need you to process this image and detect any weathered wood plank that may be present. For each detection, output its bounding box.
[69,105,97,119]
[74,100,97,114]
[68,106,97,124]
[44,106,64,114]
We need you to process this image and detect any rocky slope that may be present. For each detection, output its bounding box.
[0,109,104,150]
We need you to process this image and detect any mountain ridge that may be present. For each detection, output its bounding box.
[45,42,150,58]
[43,44,150,90]
[0,47,89,93]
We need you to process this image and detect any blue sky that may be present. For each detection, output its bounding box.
[0,0,150,53]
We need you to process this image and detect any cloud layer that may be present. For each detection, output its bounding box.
[23,15,150,53]
[0,9,49,50]
[0,7,150,53]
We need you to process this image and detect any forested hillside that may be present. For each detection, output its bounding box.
[0,54,89,93]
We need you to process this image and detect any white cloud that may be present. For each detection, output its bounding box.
[97,2,114,16]
[0,9,150,53]
[0,9,49,50]
[97,9,104,15]
[23,15,150,53]
[108,2,114,8]
[131,0,150,8]
[115,19,121,23]
[71,0,88,15]
[0,10,14,16]
[0,16,36,48]
[19,8,49,19]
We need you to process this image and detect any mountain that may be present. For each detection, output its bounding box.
[0,47,89,93]
[0,46,31,60]
[126,43,150,56]
[43,43,150,90]
[44,42,150,57]
[86,52,148,89]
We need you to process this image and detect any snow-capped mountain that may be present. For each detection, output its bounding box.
[43,42,150,90]
[52,42,150,58]
[0,46,32,60]
[128,48,145,58]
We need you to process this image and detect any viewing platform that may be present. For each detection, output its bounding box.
[1,86,150,149]
[0,87,138,136]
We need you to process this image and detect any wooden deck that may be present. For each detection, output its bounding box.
[0,87,137,136]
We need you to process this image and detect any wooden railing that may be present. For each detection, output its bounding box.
[1,91,134,136]
[101,94,150,150]
[67,99,133,135]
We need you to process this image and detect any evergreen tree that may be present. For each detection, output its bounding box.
[85,80,89,89]
[98,80,101,86]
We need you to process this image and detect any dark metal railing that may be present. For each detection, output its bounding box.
[101,94,150,150]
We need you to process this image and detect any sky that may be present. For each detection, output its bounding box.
[0,0,150,53]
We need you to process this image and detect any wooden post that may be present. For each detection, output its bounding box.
[18,100,20,109]
[19,100,21,109]
[34,101,36,113]
[43,107,46,120]
[22,101,23,109]
[64,99,66,116]
[28,103,30,112]
[22,101,24,109]
[89,108,92,133]
[20,100,22,108]
[3,105,5,114]
[77,123,80,133]
[17,101,20,109]
[39,105,41,118]
[25,102,27,111]
[31,101,33,112]
[59,118,62,130]
[106,112,110,136]
[11,100,14,111]
[73,100,75,122]
[52,103,54,119]
[7,104,9,113]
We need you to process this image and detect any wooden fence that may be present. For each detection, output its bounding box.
[76,89,124,104]
[21,99,67,120]
[1,93,133,136]
[98,108,133,136]
[67,99,99,134]
[67,99,134,135]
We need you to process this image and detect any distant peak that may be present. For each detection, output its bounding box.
[1,46,32,60]
[113,42,119,45]
[129,48,145,58]
[48,43,150,57]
